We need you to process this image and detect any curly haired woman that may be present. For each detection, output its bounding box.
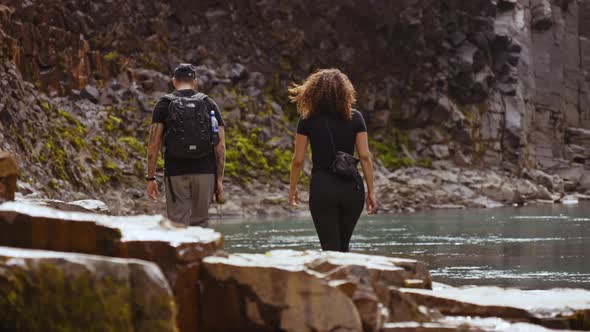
[289,68,378,252]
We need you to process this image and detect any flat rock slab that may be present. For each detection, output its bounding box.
[399,283,590,330]
[0,246,176,331]
[0,201,224,332]
[382,316,576,331]
[200,250,432,332]
[20,198,111,214]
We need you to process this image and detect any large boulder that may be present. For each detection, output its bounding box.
[531,0,554,30]
[566,127,590,147]
[0,246,176,331]
[0,201,223,332]
[398,283,590,330]
[132,68,171,94]
[199,250,432,332]
[556,166,590,192]
[524,169,565,193]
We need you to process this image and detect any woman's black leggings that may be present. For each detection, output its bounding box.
[309,171,365,252]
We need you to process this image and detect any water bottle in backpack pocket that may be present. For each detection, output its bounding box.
[164,93,214,159]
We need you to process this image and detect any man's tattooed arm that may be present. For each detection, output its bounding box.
[215,126,226,183]
[147,123,164,177]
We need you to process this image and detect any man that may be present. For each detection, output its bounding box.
[146,63,225,227]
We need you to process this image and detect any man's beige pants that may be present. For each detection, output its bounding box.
[165,174,214,227]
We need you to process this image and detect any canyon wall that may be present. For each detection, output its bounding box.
[1,0,589,212]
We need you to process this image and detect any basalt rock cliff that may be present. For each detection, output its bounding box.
[1,0,590,214]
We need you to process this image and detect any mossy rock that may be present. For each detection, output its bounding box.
[0,248,177,332]
[225,126,292,183]
[370,135,413,171]
[118,136,146,155]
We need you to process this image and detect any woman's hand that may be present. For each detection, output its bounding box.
[366,191,378,214]
[356,132,377,214]
[289,134,308,208]
[289,188,299,207]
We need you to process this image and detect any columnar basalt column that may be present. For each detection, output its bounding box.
[0,151,17,202]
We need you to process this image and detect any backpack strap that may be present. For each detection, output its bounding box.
[162,93,179,101]
[324,118,337,157]
[191,92,207,100]
[191,93,215,111]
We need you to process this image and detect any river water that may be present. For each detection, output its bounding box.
[212,203,590,290]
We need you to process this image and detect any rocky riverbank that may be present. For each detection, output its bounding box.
[207,163,590,218]
[12,162,590,219]
[0,201,589,332]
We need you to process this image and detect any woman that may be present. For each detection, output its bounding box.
[288,69,378,252]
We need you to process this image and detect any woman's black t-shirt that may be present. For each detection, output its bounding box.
[297,109,367,174]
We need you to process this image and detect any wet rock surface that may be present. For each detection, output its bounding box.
[199,250,432,332]
[0,246,176,332]
[382,317,575,332]
[400,283,590,331]
[0,201,223,332]
[198,250,590,331]
[0,203,588,331]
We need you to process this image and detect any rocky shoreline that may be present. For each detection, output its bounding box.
[1,201,589,332]
[14,162,590,219]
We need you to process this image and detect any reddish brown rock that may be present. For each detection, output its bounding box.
[0,201,223,332]
[199,250,432,332]
[0,151,17,202]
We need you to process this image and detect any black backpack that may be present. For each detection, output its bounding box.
[163,92,215,159]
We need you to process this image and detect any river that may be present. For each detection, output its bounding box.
[212,203,590,290]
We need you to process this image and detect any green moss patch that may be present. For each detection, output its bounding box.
[226,127,293,183]
[118,136,145,154]
[0,262,134,332]
[104,115,123,132]
[370,129,431,171]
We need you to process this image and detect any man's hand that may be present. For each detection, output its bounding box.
[214,179,225,203]
[213,126,226,204]
[147,180,160,200]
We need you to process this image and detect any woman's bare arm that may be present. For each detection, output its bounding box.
[289,134,309,206]
[356,132,374,192]
[355,132,378,213]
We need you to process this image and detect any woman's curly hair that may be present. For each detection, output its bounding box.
[289,68,356,121]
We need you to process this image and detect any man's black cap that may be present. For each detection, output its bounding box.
[174,63,196,80]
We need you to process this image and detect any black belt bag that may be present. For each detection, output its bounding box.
[331,151,360,179]
[325,119,362,190]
